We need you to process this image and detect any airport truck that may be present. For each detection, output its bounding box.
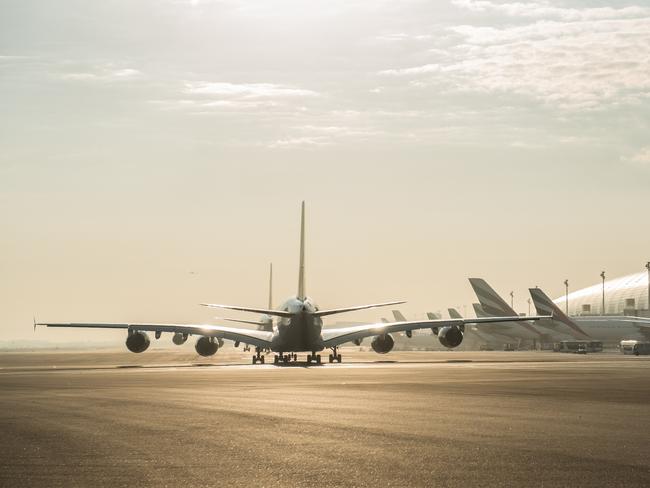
[620,340,650,356]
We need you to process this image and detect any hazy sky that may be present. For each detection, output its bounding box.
[2,0,649,343]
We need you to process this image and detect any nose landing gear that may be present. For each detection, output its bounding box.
[306,353,322,364]
[273,353,298,364]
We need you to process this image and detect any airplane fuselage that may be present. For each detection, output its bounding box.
[270,297,325,352]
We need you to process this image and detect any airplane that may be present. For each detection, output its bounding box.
[529,287,650,342]
[215,263,275,353]
[36,202,549,365]
[449,306,513,347]
[469,278,545,343]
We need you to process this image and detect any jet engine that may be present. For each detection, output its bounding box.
[172,332,188,346]
[371,334,394,354]
[195,336,219,357]
[438,326,463,348]
[126,331,150,353]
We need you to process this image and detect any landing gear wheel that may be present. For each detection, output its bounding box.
[260,355,265,364]
[316,354,322,365]
[337,354,342,363]
[328,354,334,363]
[252,356,257,364]
[274,355,279,364]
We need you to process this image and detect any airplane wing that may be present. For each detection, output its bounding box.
[312,300,406,318]
[36,322,274,348]
[200,303,293,318]
[321,315,549,347]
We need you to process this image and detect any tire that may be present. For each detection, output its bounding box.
[252,357,257,364]
[337,354,342,363]
[328,354,333,363]
[260,356,265,364]
[316,355,321,365]
[307,354,312,363]
[274,356,279,364]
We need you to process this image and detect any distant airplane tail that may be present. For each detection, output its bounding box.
[469,278,517,317]
[529,288,591,339]
[392,310,407,322]
[472,303,488,318]
[447,308,462,319]
[268,263,273,309]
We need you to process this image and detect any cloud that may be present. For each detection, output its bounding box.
[268,136,331,148]
[623,147,650,169]
[183,82,318,98]
[379,3,650,110]
[451,0,650,21]
[61,66,143,82]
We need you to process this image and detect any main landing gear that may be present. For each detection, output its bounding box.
[328,346,342,363]
[273,353,298,364]
[252,347,265,364]
[306,352,322,365]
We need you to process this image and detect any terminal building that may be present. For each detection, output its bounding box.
[554,271,649,317]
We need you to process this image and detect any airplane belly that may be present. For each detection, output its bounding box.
[271,315,324,352]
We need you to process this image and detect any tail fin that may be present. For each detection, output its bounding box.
[472,303,488,318]
[448,308,462,319]
[529,288,590,339]
[268,263,273,309]
[297,201,306,300]
[469,278,517,317]
[392,310,407,322]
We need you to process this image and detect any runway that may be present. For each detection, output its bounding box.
[1,350,649,487]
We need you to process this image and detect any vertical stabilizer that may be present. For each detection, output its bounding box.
[392,310,407,322]
[469,278,517,317]
[529,288,590,339]
[268,263,273,309]
[297,202,306,300]
[448,308,462,319]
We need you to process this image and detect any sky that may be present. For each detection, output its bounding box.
[1,0,649,344]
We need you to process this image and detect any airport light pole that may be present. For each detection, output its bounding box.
[646,262,650,312]
[564,279,569,315]
[510,291,514,309]
[600,271,606,315]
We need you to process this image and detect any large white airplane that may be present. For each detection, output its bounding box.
[37,203,548,365]
[529,287,650,343]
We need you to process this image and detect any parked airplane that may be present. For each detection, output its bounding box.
[37,203,547,365]
[449,306,513,346]
[530,287,650,343]
[469,278,545,342]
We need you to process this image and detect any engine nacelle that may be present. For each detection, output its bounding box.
[438,326,463,348]
[126,331,150,353]
[371,334,394,354]
[172,332,188,346]
[195,336,219,357]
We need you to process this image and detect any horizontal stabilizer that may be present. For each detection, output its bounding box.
[313,300,406,318]
[200,303,293,318]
